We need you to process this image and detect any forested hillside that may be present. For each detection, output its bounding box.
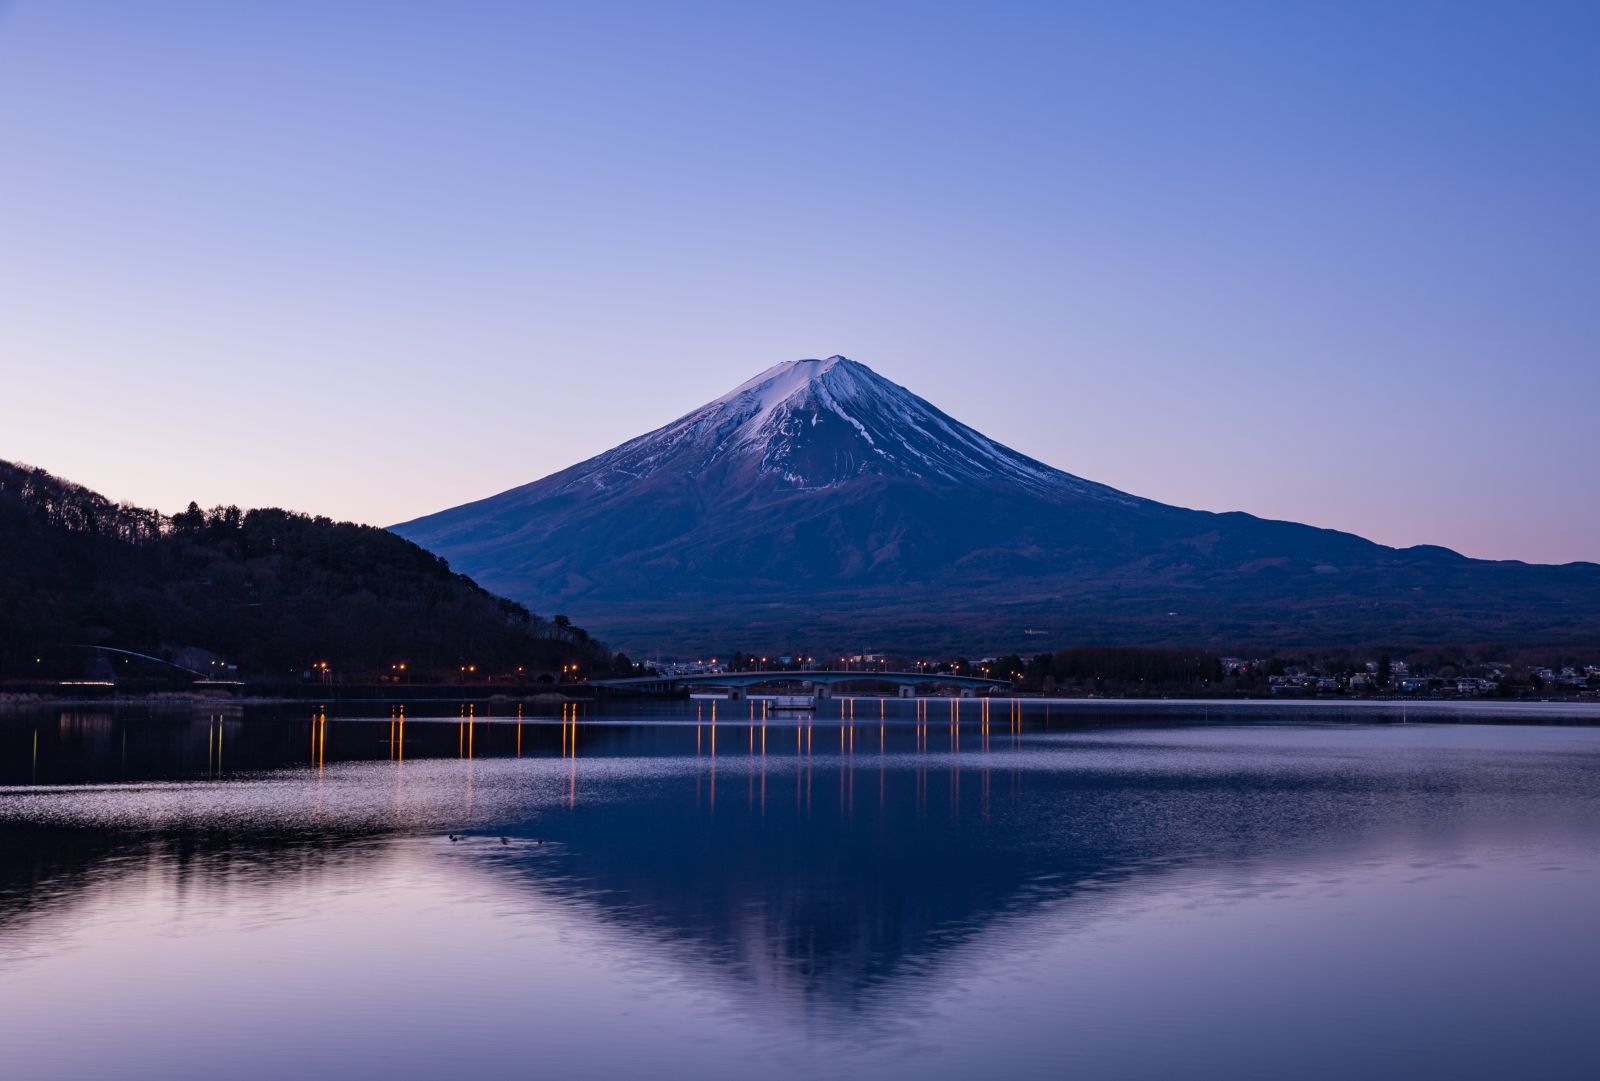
[0,460,622,683]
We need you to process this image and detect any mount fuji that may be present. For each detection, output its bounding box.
[392,356,1600,654]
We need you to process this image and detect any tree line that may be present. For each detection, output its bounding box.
[0,459,625,683]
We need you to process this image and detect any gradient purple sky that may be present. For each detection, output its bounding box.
[2,2,1596,563]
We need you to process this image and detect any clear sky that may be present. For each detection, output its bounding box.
[2,1,1596,563]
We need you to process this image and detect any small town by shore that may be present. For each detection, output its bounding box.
[6,648,1599,710]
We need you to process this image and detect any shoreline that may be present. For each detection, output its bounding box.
[5,691,1598,713]
[0,690,579,709]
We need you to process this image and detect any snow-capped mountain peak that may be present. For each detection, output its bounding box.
[566,355,1121,497]
[390,354,1600,656]
[712,355,853,410]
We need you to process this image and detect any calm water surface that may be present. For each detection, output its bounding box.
[2,699,1598,1080]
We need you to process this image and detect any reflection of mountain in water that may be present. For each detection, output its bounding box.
[467,758,1151,1010]
[454,724,1600,1013]
[6,708,1600,1019]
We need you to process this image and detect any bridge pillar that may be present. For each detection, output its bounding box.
[960,687,975,698]
[729,686,745,701]
[898,685,915,698]
[812,682,831,699]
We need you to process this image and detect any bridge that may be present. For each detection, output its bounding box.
[589,669,1011,699]
[71,644,203,676]
[59,645,245,689]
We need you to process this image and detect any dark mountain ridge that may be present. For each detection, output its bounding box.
[0,459,617,682]
[392,357,1600,655]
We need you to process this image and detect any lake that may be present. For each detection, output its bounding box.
[2,698,1598,1080]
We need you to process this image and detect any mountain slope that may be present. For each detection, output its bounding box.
[392,357,1600,654]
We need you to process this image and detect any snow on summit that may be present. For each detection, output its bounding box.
[712,356,851,414]
[569,354,1121,496]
